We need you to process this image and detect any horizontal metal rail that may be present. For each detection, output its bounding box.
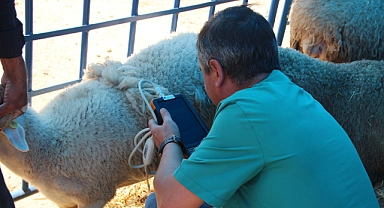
[25,1,239,42]
[24,0,243,99]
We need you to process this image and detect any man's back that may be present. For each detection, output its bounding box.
[238,70,377,207]
[176,70,378,207]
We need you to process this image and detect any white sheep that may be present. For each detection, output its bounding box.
[0,33,214,208]
[0,79,157,208]
[96,33,384,184]
[119,33,384,184]
[289,0,384,63]
[84,32,384,196]
[1,32,382,207]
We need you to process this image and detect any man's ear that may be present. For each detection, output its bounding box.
[208,59,225,87]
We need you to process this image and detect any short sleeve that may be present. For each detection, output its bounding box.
[174,103,264,207]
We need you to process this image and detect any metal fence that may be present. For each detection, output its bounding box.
[11,0,292,201]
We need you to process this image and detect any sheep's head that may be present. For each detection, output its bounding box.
[290,22,343,63]
[289,0,344,63]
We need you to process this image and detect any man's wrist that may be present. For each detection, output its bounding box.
[1,56,27,81]
[157,135,186,155]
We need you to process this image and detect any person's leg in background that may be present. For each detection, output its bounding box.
[145,192,158,208]
[0,168,15,208]
[145,192,211,208]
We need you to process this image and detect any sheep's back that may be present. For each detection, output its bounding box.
[121,33,216,127]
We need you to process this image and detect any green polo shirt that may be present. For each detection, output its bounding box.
[174,70,378,208]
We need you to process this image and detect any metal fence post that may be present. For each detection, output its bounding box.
[276,0,292,46]
[171,0,181,32]
[79,0,92,77]
[127,0,140,56]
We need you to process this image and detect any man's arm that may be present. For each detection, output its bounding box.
[0,0,28,118]
[148,108,205,208]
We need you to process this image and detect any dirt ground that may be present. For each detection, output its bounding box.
[1,0,383,207]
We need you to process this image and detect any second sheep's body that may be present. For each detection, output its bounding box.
[289,0,384,63]
[0,33,382,207]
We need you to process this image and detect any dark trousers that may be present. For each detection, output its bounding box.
[145,192,211,208]
[0,168,15,208]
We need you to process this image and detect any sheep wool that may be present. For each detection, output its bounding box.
[0,33,215,208]
[289,0,384,63]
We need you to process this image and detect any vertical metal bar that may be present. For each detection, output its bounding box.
[25,0,33,104]
[79,0,91,78]
[268,0,279,27]
[208,0,216,19]
[276,0,292,46]
[170,0,181,32]
[127,0,139,57]
[22,180,30,192]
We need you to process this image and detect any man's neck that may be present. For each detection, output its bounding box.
[217,72,271,104]
[246,72,270,88]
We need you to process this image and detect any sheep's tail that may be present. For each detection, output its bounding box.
[84,59,140,90]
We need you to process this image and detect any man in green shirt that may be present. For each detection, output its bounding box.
[146,5,379,208]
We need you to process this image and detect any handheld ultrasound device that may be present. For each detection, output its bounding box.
[150,94,209,156]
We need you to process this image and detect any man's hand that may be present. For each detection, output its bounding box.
[0,56,28,119]
[148,108,204,208]
[148,108,180,149]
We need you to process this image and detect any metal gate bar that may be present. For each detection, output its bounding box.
[275,0,292,46]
